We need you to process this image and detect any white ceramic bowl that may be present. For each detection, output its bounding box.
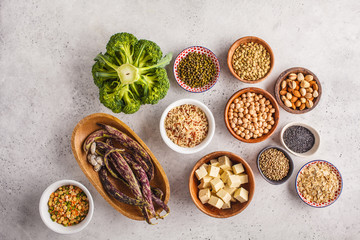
[280,122,320,157]
[39,180,94,234]
[160,99,215,154]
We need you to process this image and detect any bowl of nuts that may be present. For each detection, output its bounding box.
[227,36,274,84]
[274,67,322,114]
[224,87,279,143]
[296,160,343,208]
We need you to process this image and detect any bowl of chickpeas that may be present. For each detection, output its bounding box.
[224,87,279,143]
[39,179,94,234]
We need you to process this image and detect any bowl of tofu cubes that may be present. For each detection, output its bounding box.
[189,151,255,218]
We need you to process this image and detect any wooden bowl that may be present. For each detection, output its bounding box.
[189,151,255,218]
[224,87,280,143]
[227,36,274,84]
[71,113,170,221]
[274,67,322,114]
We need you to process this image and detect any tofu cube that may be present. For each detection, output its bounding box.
[201,163,209,171]
[198,176,212,189]
[222,201,231,209]
[220,170,233,183]
[239,173,248,184]
[198,188,211,204]
[223,186,236,195]
[232,163,245,175]
[208,195,224,209]
[208,165,220,178]
[210,159,220,167]
[218,156,232,171]
[195,165,208,180]
[210,178,224,192]
[216,189,232,203]
[234,187,249,203]
[227,175,242,188]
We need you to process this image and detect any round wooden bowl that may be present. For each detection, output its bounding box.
[189,151,255,218]
[224,87,280,143]
[227,36,274,84]
[274,67,322,114]
[71,113,170,222]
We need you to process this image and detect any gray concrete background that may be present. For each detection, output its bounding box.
[1,0,359,239]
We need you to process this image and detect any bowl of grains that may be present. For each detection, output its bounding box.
[257,146,294,185]
[224,87,279,143]
[173,46,220,93]
[280,122,320,157]
[227,36,274,84]
[296,160,343,207]
[160,99,215,154]
[39,179,94,234]
[274,67,322,114]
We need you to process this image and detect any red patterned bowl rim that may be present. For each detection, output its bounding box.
[173,46,220,93]
[295,160,343,208]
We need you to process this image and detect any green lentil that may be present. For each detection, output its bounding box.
[232,42,271,81]
[178,52,216,88]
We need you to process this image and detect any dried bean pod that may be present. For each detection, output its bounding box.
[98,168,145,207]
[83,129,112,153]
[98,124,154,180]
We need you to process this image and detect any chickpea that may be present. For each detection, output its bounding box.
[242,93,246,98]
[244,109,249,114]
[270,120,275,125]
[243,118,248,124]
[259,128,264,133]
[245,134,250,139]
[236,130,241,135]
[267,125,272,130]
[245,102,250,107]
[230,103,235,109]
[239,113,244,118]
[265,100,270,105]
[239,127,245,131]
[249,132,254,138]
[264,128,269,134]
[253,134,258,139]
[234,98,239,103]
[234,127,238,131]
[270,108,275,113]
[236,103,241,109]
[232,118,238,124]
[254,129,259,135]
[239,108,244,113]
[231,123,236,128]
[240,132,245,138]
[245,129,250,134]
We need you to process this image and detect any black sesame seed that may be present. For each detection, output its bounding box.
[283,126,315,153]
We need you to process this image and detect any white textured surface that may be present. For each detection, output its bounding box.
[1,0,359,239]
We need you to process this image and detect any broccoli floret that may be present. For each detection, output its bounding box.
[133,39,162,67]
[138,68,170,104]
[92,32,172,114]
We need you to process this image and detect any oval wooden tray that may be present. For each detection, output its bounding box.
[274,67,322,114]
[189,151,255,218]
[71,113,170,221]
[224,87,280,143]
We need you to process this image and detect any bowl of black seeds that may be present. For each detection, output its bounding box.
[257,146,294,185]
[280,122,320,157]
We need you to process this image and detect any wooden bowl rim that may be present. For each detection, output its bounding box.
[224,87,280,143]
[71,113,170,221]
[227,36,275,84]
[188,151,255,218]
[274,67,322,114]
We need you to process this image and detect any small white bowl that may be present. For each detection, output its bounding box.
[39,180,94,234]
[280,122,320,157]
[160,99,215,154]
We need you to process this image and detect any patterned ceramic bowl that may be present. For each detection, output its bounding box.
[295,160,343,208]
[173,46,220,93]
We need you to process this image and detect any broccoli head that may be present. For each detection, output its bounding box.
[92,32,172,114]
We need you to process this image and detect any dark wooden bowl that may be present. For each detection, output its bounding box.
[227,36,274,84]
[71,113,170,221]
[189,151,255,218]
[224,87,280,143]
[274,67,322,114]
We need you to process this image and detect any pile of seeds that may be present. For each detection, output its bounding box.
[178,52,216,88]
[283,125,315,153]
[232,42,271,81]
[279,72,319,110]
[259,148,290,181]
[228,92,276,140]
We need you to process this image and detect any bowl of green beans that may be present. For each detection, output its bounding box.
[173,46,220,93]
